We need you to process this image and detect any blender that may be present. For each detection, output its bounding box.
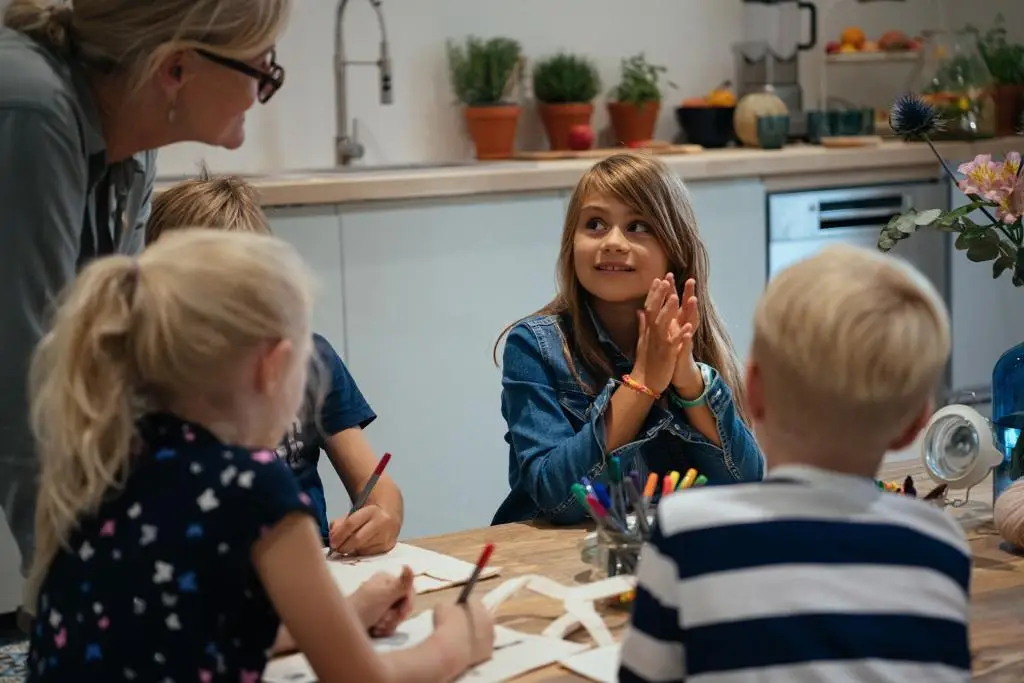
[734,0,818,138]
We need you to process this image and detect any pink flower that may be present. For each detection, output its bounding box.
[1004,181,1024,224]
[957,154,1001,196]
[958,153,1024,224]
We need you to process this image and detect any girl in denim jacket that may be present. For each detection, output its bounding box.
[492,153,764,525]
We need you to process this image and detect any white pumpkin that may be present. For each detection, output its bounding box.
[733,88,789,147]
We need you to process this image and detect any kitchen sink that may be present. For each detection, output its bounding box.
[156,160,528,184]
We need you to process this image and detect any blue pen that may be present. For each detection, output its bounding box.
[580,476,594,497]
[592,482,614,513]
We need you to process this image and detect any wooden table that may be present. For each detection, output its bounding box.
[410,460,1024,682]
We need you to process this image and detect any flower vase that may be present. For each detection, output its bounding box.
[992,340,1024,500]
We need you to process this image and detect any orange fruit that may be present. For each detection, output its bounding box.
[840,27,866,49]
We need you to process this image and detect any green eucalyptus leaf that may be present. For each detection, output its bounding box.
[913,208,943,225]
[993,255,1015,279]
[966,239,1000,262]
[895,214,919,234]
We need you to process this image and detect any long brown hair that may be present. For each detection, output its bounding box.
[494,152,748,422]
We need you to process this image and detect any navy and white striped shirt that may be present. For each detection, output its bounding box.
[619,465,972,683]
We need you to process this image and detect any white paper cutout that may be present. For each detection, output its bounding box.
[480,573,634,647]
[264,573,634,683]
[262,611,588,683]
[324,543,501,596]
[560,645,621,683]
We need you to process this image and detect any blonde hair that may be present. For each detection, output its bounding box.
[496,152,748,421]
[147,165,270,244]
[26,229,314,602]
[4,0,290,90]
[752,244,950,453]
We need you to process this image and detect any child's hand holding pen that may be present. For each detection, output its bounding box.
[352,566,415,638]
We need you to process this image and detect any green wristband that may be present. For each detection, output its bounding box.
[669,362,713,409]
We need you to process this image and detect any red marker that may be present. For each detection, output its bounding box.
[349,452,392,514]
[457,543,495,604]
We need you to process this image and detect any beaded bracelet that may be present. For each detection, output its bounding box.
[622,374,661,400]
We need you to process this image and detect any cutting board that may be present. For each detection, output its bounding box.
[513,143,703,160]
[819,135,884,149]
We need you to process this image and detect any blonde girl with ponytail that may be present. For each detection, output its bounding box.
[25,230,494,683]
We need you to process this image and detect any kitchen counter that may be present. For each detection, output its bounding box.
[156,137,1020,207]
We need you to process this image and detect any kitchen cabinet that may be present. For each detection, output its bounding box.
[337,193,566,538]
[686,179,767,362]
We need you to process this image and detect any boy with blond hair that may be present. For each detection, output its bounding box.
[147,169,405,557]
[620,244,971,683]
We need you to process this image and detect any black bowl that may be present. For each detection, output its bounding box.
[675,106,736,148]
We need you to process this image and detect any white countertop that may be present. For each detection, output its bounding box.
[155,138,1019,207]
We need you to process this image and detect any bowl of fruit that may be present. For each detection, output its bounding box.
[825,26,921,58]
[676,82,737,148]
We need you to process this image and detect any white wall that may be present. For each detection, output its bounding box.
[159,0,1024,177]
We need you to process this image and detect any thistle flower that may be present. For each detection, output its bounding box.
[889,94,943,140]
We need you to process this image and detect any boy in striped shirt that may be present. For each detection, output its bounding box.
[620,244,972,683]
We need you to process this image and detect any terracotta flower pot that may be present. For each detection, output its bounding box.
[994,84,1024,137]
[607,100,660,147]
[538,102,594,151]
[464,105,520,160]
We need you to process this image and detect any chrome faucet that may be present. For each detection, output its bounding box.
[334,0,393,166]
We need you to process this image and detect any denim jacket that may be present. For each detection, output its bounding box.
[492,312,765,525]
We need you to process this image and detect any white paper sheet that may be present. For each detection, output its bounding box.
[560,645,621,683]
[324,543,501,596]
[262,611,589,683]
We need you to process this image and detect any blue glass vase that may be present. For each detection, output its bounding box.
[992,340,1024,500]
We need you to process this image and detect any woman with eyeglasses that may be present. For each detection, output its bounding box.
[0,0,289,625]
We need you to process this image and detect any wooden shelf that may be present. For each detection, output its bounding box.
[825,51,922,64]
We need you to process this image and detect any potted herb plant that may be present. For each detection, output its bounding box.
[532,52,601,151]
[447,36,523,159]
[970,15,1024,136]
[607,53,674,146]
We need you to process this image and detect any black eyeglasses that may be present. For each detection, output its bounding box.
[195,48,285,104]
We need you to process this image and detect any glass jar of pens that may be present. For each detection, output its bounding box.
[577,456,708,579]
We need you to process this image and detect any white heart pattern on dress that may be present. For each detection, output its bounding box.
[127,503,142,519]
[165,613,181,631]
[197,488,219,512]
[220,465,238,486]
[237,471,255,489]
[79,541,94,561]
[153,561,174,584]
[140,525,158,546]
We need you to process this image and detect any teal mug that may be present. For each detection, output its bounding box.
[757,115,790,149]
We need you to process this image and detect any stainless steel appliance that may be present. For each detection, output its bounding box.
[735,0,818,138]
[767,181,951,387]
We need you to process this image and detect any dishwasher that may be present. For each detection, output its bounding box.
[766,180,953,401]
[767,181,949,292]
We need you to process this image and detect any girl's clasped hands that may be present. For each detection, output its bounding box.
[633,273,705,398]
